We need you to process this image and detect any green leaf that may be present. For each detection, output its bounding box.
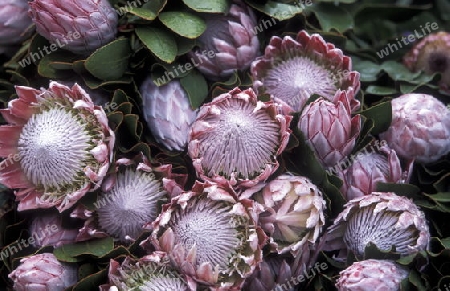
[72,269,107,291]
[353,60,382,82]
[182,0,230,13]
[124,0,167,20]
[365,85,397,95]
[381,60,421,82]
[437,0,450,21]
[135,27,177,63]
[85,38,131,81]
[311,3,354,32]
[159,12,206,39]
[180,69,208,109]
[358,101,392,135]
[245,1,304,21]
[53,238,114,263]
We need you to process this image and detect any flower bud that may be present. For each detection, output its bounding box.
[29,213,78,248]
[0,0,33,47]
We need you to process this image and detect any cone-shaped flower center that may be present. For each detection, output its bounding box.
[168,197,244,269]
[344,205,419,258]
[97,169,167,241]
[428,52,448,72]
[265,57,338,110]
[198,98,280,179]
[18,108,91,191]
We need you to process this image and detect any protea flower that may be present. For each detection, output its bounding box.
[188,87,291,189]
[336,259,409,291]
[251,30,360,112]
[74,154,177,242]
[188,0,260,80]
[379,93,450,164]
[252,174,326,255]
[323,192,430,259]
[144,181,266,289]
[8,253,78,291]
[298,89,361,168]
[29,212,78,248]
[100,252,195,291]
[0,82,114,212]
[28,0,118,55]
[339,142,413,200]
[140,77,197,151]
[0,0,33,48]
[403,31,450,92]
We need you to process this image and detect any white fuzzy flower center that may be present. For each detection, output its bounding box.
[264,57,338,111]
[17,108,90,190]
[198,98,280,179]
[97,169,167,241]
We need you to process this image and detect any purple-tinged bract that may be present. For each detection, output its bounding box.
[0,0,33,50]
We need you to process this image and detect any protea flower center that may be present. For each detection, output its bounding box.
[428,52,447,72]
[17,104,100,197]
[97,168,167,241]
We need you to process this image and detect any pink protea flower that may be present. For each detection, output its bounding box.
[298,89,361,168]
[140,77,198,151]
[188,0,260,80]
[0,82,114,212]
[0,0,33,49]
[8,253,78,291]
[100,252,196,291]
[379,93,450,164]
[29,212,78,248]
[336,259,409,291]
[251,30,360,112]
[188,87,291,189]
[338,142,413,201]
[28,0,118,55]
[403,32,450,92]
[143,181,266,289]
[323,192,430,259]
[73,154,180,242]
[252,174,326,255]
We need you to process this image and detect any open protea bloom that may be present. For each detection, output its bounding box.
[323,192,430,259]
[188,87,291,189]
[74,154,179,242]
[0,0,33,49]
[403,32,450,92]
[144,181,266,289]
[252,174,326,255]
[379,93,450,164]
[141,77,198,151]
[8,253,78,291]
[336,259,409,291]
[0,82,114,212]
[28,0,118,55]
[188,0,260,80]
[29,212,78,248]
[100,252,195,291]
[339,142,413,200]
[298,89,361,168]
[251,30,360,112]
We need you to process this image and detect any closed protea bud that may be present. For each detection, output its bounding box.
[141,77,197,151]
[28,0,118,55]
[0,0,33,48]
[298,90,361,168]
[251,30,360,112]
[188,0,260,80]
[143,181,266,289]
[323,192,430,260]
[0,81,115,212]
[188,87,291,189]
[403,32,450,92]
[8,253,78,291]
[379,93,450,164]
[336,259,409,291]
[29,213,78,248]
[339,142,413,200]
[252,174,326,255]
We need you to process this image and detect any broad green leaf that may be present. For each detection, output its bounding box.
[53,238,114,263]
[245,1,304,21]
[72,269,107,291]
[182,0,229,13]
[358,101,392,135]
[365,85,397,95]
[159,12,206,39]
[180,69,208,109]
[353,60,382,82]
[311,3,354,32]
[135,27,177,63]
[437,0,450,20]
[123,0,167,20]
[381,60,421,82]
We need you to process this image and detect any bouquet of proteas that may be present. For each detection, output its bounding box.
[1,0,450,290]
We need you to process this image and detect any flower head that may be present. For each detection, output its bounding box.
[0,82,114,212]
[323,192,430,259]
[188,0,260,80]
[28,0,118,55]
[379,93,450,164]
[403,32,450,92]
[188,87,291,189]
[8,253,78,291]
[144,181,266,289]
[0,0,33,47]
[336,259,409,291]
[29,212,78,248]
[141,77,198,151]
[251,30,360,112]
